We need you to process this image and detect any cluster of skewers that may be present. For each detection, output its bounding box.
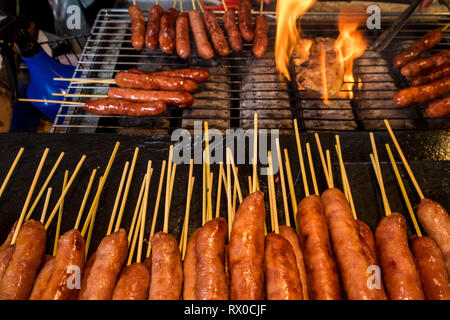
[128,0,268,59]
[0,117,449,300]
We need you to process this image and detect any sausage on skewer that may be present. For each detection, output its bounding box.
[115,71,198,92]
[146,4,164,51]
[107,88,195,108]
[176,12,191,59]
[183,229,200,300]
[401,50,450,78]
[29,257,55,300]
[410,64,450,86]
[252,15,268,58]
[426,96,450,118]
[203,10,230,57]
[393,75,450,107]
[223,8,243,52]
[129,5,146,51]
[159,8,179,55]
[85,99,167,117]
[112,263,151,300]
[188,10,214,59]
[238,0,254,42]
[129,67,210,83]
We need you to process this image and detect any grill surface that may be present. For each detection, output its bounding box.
[51,9,450,133]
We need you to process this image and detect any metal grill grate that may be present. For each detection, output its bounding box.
[51,9,450,133]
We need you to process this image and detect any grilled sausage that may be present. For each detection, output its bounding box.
[223,8,243,52]
[322,188,386,300]
[252,15,268,58]
[188,10,214,59]
[392,28,443,68]
[146,4,163,50]
[375,213,425,300]
[183,229,200,300]
[148,232,183,300]
[108,87,194,108]
[264,233,303,300]
[176,12,191,59]
[410,235,450,300]
[0,220,46,300]
[297,195,341,300]
[77,229,128,300]
[115,71,198,91]
[278,225,309,300]
[356,219,379,266]
[229,191,266,300]
[85,98,167,117]
[411,64,450,86]
[159,8,178,55]
[195,218,228,300]
[401,50,450,77]
[77,252,96,299]
[29,258,55,300]
[0,245,15,282]
[204,10,230,57]
[393,76,450,107]
[129,67,210,83]
[426,96,450,118]
[41,229,85,300]
[112,263,151,300]
[129,5,145,51]
[238,0,254,42]
[417,198,450,274]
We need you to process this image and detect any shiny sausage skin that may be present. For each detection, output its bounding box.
[204,10,230,57]
[0,220,46,300]
[29,258,55,300]
[393,76,450,107]
[77,229,128,300]
[417,198,450,275]
[393,28,443,68]
[195,218,228,300]
[129,67,210,83]
[401,50,450,77]
[229,191,266,300]
[85,98,167,117]
[411,64,450,86]
[238,0,254,42]
[108,87,194,108]
[356,219,379,266]
[426,96,450,118]
[112,263,151,300]
[375,213,425,300]
[0,245,15,282]
[322,188,386,300]
[278,226,308,300]
[129,5,145,51]
[410,235,450,300]
[264,233,303,300]
[41,229,85,300]
[146,4,163,51]
[183,229,200,300]
[252,15,268,59]
[159,8,178,55]
[176,12,191,59]
[223,8,243,52]
[296,195,341,300]
[148,232,183,300]
[115,71,198,92]
[78,252,95,299]
[188,10,214,59]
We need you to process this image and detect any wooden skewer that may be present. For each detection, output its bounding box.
[11,148,49,245]
[53,170,68,256]
[137,162,153,263]
[252,113,259,193]
[226,151,232,238]
[326,149,334,188]
[370,132,391,216]
[18,98,84,105]
[221,0,228,11]
[335,136,357,220]
[314,133,331,189]
[196,0,204,13]
[268,151,279,234]
[293,119,309,197]
[204,122,213,227]
[128,174,147,243]
[227,148,243,204]
[202,153,206,226]
[179,159,194,252]
[306,143,319,195]
[232,168,238,217]
[260,0,264,15]
[442,23,450,31]
[173,0,177,9]
[74,169,97,230]
[335,145,349,200]
[284,149,298,230]
[133,0,136,6]
[163,146,174,233]
[85,177,102,258]
[52,93,107,99]
[40,188,52,224]
[215,163,224,218]
[370,154,391,217]
[208,172,214,222]
[128,176,147,265]
[107,162,130,236]
[248,176,252,196]
[276,139,290,227]
[0,147,24,200]
[163,162,177,233]
[267,159,275,233]
[182,177,196,260]
[192,0,196,11]
[180,0,183,12]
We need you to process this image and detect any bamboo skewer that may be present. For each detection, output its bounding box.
[248,176,252,195]
[0,147,24,200]
[40,188,52,224]
[370,132,391,216]
[163,162,177,234]
[128,174,147,243]
[196,0,204,13]
[276,140,290,227]
[85,177,102,258]
[268,151,279,234]
[294,119,309,197]
[128,176,147,265]
[227,148,243,204]
[326,149,334,188]
[306,143,319,195]
[260,0,264,15]
[335,136,357,220]
[137,162,153,263]
[202,153,206,226]
[192,0,196,11]
[179,159,194,253]
[182,176,195,260]
[208,172,214,222]
[107,162,130,236]
[18,98,84,105]
[314,133,331,189]
[74,169,97,230]
[53,171,69,256]
[226,151,232,238]
[370,153,391,217]
[215,163,224,218]
[204,122,213,222]
[284,149,298,230]
[252,113,259,193]
[221,0,228,11]
[442,23,450,31]
[232,169,238,217]
[163,146,174,233]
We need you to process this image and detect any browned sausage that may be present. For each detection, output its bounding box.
[183,229,200,300]
[159,8,178,55]
[296,195,341,300]
[85,98,167,117]
[129,67,210,83]
[77,252,95,299]
[195,218,228,300]
[426,96,450,118]
[278,225,308,300]
[0,220,46,300]
[0,245,15,282]
[229,191,266,300]
[264,233,303,300]
[410,235,450,300]
[223,8,243,52]
[375,213,425,300]
[129,5,145,51]
[108,87,194,108]
[77,229,128,300]
[112,263,151,300]
[393,28,443,68]
[188,10,214,59]
[41,229,85,300]
[401,50,450,77]
[115,71,198,91]
[148,232,182,300]
[252,15,268,58]
[176,12,191,59]
[393,76,450,107]
[29,258,55,300]
[204,10,230,57]
[146,4,163,51]
[417,198,450,274]
[322,188,386,300]
[238,0,254,42]
[356,219,379,266]
[411,64,450,86]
